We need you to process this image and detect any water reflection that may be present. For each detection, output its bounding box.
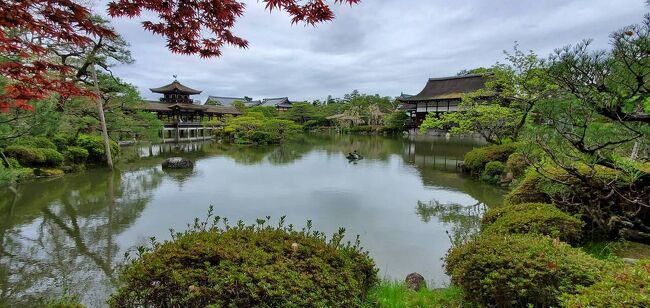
[0,134,503,306]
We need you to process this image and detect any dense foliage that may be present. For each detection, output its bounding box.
[110,214,378,307]
[481,203,585,244]
[446,233,602,307]
[462,143,517,175]
[560,260,650,307]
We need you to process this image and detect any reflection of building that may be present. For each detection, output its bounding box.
[398,74,488,127]
[142,80,242,143]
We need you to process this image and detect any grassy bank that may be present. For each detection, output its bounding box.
[366,281,468,308]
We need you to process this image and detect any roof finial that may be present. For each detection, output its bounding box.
[173,74,178,81]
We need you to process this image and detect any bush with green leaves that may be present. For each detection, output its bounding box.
[446,233,601,307]
[52,133,76,152]
[463,143,517,175]
[503,169,552,206]
[505,152,528,178]
[13,136,57,150]
[480,161,505,183]
[482,203,585,244]
[560,260,650,307]
[109,213,378,307]
[76,134,119,163]
[64,146,89,164]
[5,145,46,166]
[41,148,64,166]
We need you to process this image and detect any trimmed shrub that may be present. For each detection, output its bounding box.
[480,161,505,183]
[463,143,517,175]
[41,148,64,166]
[52,133,75,151]
[76,134,119,163]
[446,233,602,307]
[13,136,57,150]
[560,260,650,307]
[506,152,528,178]
[64,146,89,164]
[109,217,379,307]
[5,145,46,166]
[482,203,585,244]
[504,170,551,206]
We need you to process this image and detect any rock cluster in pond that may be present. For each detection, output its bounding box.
[405,272,426,291]
[162,157,194,169]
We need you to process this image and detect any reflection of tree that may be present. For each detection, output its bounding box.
[416,200,486,246]
[0,168,163,306]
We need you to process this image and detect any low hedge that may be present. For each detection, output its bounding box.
[446,233,601,307]
[463,143,517,175]
[110,217,378,307]
[480,161,505,183]
[76,134,119,163]
[64,146,89,164]
[482,203,585,244]
[503,170,552,206]
[5,145,46,166]
[13,136,57,150]
[560,260,650,307]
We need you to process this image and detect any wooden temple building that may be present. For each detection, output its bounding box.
[141,80,242,142]
[398,74,488,126]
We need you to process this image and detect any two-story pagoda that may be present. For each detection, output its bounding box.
[143,80,242,123]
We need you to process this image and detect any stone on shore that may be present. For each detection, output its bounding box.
[405,272,426,291]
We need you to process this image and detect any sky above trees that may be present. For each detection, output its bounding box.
[97,0,647,102]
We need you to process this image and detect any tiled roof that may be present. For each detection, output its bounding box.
[150,81,202,95]
[399,74,487,102]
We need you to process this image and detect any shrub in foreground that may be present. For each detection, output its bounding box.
[5,145,46,166]
[446,233,601,307]
[482,203,585,244]
[480,161,505,183]
[560,260,650,307]
[110,214,378,307]
[76,134,119,163]
[463,143,517,175]
[503,169,552,206]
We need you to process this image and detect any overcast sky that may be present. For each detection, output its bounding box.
[95,0,647,102]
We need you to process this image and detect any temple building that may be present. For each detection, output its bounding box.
[141,80,242,142]
[398,74,488,126]
[205,95,293,112]
[143,80,242,123]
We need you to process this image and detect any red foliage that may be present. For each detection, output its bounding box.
[107,0,360,58]
[1,0,359,112]
[0,0,114,112]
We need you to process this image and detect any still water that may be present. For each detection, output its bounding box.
[0,134,503,306]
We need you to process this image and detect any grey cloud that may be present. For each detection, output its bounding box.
[95,0,648,102]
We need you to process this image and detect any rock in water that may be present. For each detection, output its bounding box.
[405,272,426,291]
[162,157,194,169]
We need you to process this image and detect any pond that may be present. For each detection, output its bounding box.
[0,134,504,306]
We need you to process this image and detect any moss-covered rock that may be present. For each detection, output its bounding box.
[482,203,585,244]
[446,233,602,307]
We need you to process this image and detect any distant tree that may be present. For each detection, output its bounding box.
[283,102,317,124]
[232,101,246,113]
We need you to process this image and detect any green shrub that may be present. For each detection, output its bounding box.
[482,203,585,244]
[13,136,57,150]
[349,125,375,133]
[249,131,274,144]
[41,148,64,166]
[506,152,528,178]
[303,118,331,130]
[52,133,75,151]
[504,169,552,206]
[560,260,650,307]
[109,216,378,307]
[463,143,517,175]
[446,233,602,307]
[5,145,46,166]
[367,281,467,308]
[64,146,89,164]
[76,134,119,163]
[480,161,505,183]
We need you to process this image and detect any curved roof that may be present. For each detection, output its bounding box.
[399,74,487,102]
[150,80,202,95]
